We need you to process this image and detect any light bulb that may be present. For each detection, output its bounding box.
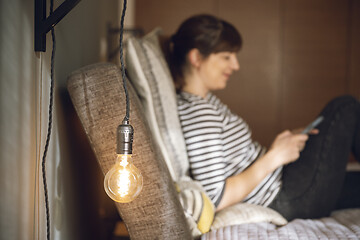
[104,121,143,203]
[104,154,143,202]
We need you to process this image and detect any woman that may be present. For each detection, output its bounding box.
[167,14,360,221]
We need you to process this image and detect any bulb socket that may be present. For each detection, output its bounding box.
[117,121,134,155]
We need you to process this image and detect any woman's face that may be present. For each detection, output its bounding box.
[198,51,240,91]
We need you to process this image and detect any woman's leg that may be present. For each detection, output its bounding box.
[269,95,360,221]
[335,171,360,210]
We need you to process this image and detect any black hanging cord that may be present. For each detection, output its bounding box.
[41,0,56,239]
[119,0,130,122]
[40,1,127,239]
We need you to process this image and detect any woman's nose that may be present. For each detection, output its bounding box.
[232,55,240,71]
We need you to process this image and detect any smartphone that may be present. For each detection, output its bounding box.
[301,116,324,134]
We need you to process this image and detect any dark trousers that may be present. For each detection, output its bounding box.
[269,95,360,221]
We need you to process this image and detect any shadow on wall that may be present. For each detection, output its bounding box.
[57,88,121,240]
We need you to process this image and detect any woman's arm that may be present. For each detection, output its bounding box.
[216,130,309,211]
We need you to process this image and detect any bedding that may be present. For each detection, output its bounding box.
[202,209,360,240]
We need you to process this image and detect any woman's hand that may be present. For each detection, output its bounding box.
[217,130,308,211]
[266,130,309,170]
[217,129,309,211]
[217,128,314,211]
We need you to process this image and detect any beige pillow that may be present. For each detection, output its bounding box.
[212,202,288,230]
[125,28,189,181]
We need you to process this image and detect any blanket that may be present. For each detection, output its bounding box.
[202,209,360,239]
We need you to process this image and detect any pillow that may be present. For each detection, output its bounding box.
[125,28,189,181]
[125,26,211,239]
[176,179,215,238]
[211,202,288,230]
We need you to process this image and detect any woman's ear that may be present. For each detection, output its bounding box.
[188,48,202,68]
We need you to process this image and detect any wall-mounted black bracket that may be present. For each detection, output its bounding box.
[35,0,81,52]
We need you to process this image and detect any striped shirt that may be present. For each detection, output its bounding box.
[177,91,282,207]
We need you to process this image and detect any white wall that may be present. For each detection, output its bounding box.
[0,0,135,239]
[0,0,46,238]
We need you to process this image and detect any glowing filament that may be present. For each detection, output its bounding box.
[117,169,130,197]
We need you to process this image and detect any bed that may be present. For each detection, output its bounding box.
[66,27,360,239]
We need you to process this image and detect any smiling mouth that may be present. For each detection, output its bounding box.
[224,73,232,79]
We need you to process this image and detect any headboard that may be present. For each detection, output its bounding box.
[67,62,191,239]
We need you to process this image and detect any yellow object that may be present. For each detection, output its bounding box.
[104,154,143,203]
[197,192,215,233]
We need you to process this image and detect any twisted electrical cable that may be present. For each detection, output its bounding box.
[119,0,130,122]
[41,0,56,239]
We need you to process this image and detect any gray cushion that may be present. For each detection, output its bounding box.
[125,28,189,181]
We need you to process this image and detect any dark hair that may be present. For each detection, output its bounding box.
[167,14,242,91]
